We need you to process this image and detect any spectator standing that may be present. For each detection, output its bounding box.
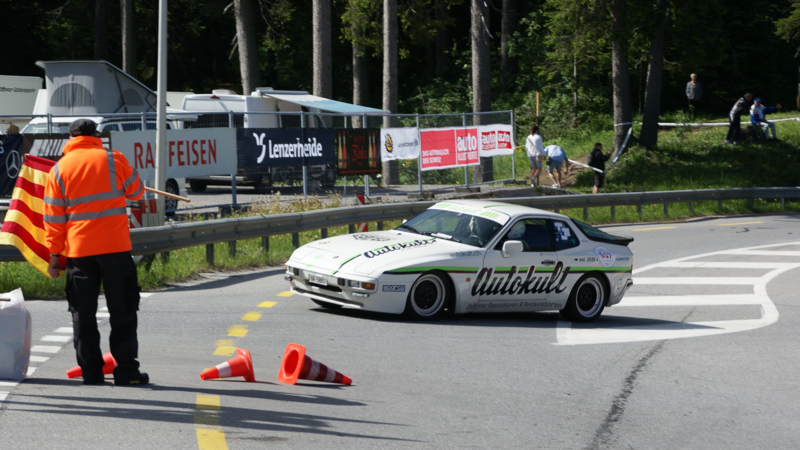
[588,143,611,194]
[543,144,570,188]
[725,93,753,145]
[525,125,545,187]
[750,98,782,141]
[685,73,702,118]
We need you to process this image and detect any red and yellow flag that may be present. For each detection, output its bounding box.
[0,154,66,278]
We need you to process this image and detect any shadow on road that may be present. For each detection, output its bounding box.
[310,306,563,329]
[159,268,285,293]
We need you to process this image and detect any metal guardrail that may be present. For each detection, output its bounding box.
[0,187,798,262]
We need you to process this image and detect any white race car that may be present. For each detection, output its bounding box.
[285,200,634,321]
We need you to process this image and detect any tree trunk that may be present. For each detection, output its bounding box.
[94,0,108,60]
[434,0,449,80]
[500,0,517,88]
[234,0,261,95]
[471,0,492,183]
[352,42,369,128]
[609,0,632,152]
[639,0,669,149]
[382,0,399,185]
[313,0,333,99]
[121,0,136,77]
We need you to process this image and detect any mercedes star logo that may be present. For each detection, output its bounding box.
[6,150,21,179]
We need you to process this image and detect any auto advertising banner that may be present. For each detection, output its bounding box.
[237,128,335,168]
[420,127,480,171]
[111,129,237,180]
[336,129,381,175]
[380,127,420,161]
[478,124,515,157]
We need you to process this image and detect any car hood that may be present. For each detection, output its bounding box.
[289,230,475,276]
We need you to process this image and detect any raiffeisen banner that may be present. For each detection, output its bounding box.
[478,124,515,157]
[419,127,480,171]
[237,128,335,167]
[111,129,237,179]
[380,127,420,161]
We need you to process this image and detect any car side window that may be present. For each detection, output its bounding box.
[103,124,119,132]
[494,219,551,252]
[552,220,580,250]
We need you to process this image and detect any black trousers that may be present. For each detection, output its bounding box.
[726,115,741,142]
[66,251,141,381]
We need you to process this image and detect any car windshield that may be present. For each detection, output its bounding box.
[21,123,71,134]
[397,209,503,248]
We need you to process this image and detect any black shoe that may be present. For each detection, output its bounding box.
[114,372,149,386]
[82,377,107,385]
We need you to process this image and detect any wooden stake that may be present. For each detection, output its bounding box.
[144,186,190,203]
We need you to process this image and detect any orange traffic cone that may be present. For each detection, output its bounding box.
[200,348,255,382]
[278,343,352,385]
[66,352,117,378]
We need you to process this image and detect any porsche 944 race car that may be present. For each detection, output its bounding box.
[285,200,634,321]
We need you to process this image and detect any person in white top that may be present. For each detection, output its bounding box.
[525,125,545,187]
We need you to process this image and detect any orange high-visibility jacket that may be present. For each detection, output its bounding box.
[43,136,144,257]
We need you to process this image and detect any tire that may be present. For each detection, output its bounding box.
[189,179,207,192]
[165,179,179,216]
[560,274,606,322]
[312,299,342,310]
[405,272,449,320]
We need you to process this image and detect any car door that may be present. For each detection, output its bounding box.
[475,217,560,312]
[546,218,584,307]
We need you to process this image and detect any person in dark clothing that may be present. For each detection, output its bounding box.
[588,142,611,194]
[725,93,753,145]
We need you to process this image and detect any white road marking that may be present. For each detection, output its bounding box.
[619,294,765,307]
[30,346,61,354]
[41,335,71,343]
[0,391,8,403]
[655,261,796,270]
[29,356,49,363]
[557,241,800,346]
[96,312,110,318]
[53,327,73,334]
[0,381,19,387]
[99,307,108,312]
[140,293,153,298]
[26,367,36,376]
[635,277,762,285]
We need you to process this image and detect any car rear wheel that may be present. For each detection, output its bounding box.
[561,274,606,322]
[405,272,448,320]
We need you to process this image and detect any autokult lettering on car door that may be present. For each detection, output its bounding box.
[472,218,564,312]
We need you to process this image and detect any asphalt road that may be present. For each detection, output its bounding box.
[1,213,799,449]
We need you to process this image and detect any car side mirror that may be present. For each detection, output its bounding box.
[502,240,524,258]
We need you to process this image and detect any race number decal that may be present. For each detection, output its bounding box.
[594,247,616,268]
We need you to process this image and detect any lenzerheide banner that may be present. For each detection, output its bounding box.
[380,127,420,161]
[336,129,381,175]
[238,128,335,168]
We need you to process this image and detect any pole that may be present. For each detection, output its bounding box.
[228,110,237,206]
[154,0,168,226]
[510,109,516,181]
[416,114,423,193]
[536,92,540,126]
[462,113,469,187]
[301,112,307,198]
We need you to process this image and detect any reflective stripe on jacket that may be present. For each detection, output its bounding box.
[43,136,144,257]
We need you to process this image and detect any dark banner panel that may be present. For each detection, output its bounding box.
[237,128,336,168]
[335,129,381,175]
[0,135,25,197]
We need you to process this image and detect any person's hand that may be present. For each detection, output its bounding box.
[47,255,61,279]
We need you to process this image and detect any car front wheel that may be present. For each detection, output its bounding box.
[405,272,448,320]
[561,274,606,322]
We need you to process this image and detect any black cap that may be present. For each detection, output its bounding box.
[69,119,97,137]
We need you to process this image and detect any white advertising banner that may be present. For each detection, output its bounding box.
[380,127,421,161]
[477,124,515,157]
[110,129,237,180]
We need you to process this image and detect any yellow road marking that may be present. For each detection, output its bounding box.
[213,340,237,356]
[241,312,262,322]
[718,221,763,226]
[196,395,220,410]
[195,395,228,449]
[197,429,227,449]
[258,301,277,308]
[276,291,294,297]
[227,325,248,337]
[633,226,676,231]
